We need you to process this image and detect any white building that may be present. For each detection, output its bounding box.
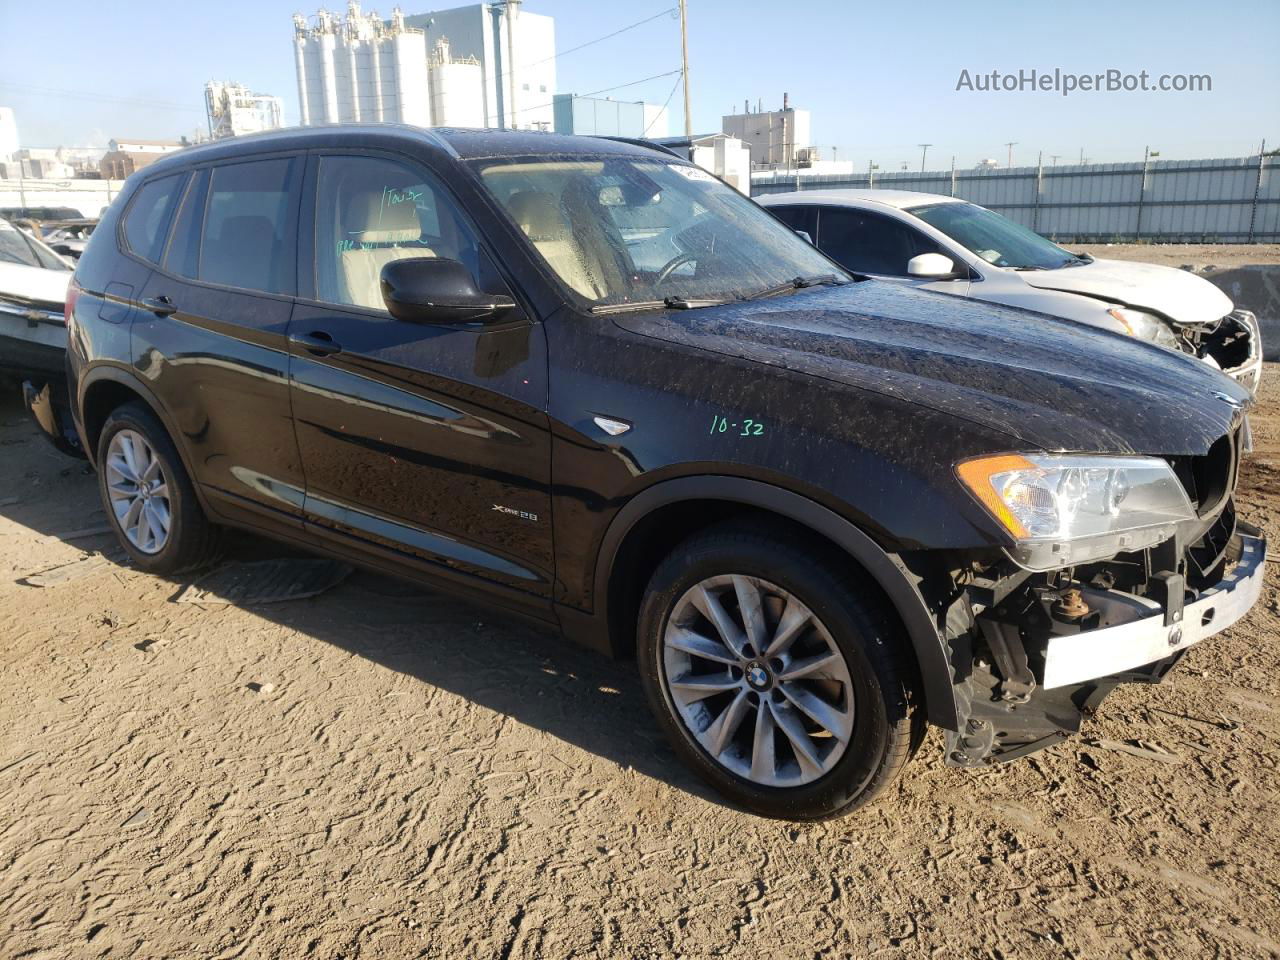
[403,2,556,130]
[0,108,17,163]
[657,134,752,195]
[721,95,812,169]
[293,3,432,127]
[429,37,485,127]
[205,81,284,139]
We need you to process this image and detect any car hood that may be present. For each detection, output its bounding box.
[0,260,70,312]
[615,281,1249,456]
[1016,257,1233,326]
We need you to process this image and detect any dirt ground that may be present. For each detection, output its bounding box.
[2,370,1279,960]
[1075,243,1280,269]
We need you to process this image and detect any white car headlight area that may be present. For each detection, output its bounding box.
[958,454,1197,571]
[1107,306,1182,351]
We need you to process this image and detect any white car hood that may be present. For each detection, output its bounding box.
[0,260,71,310]
[1017,257,1232,326]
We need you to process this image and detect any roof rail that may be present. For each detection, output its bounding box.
[590,136,683,159]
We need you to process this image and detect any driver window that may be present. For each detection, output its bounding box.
[315,155,480,311]
[818,208,945,277]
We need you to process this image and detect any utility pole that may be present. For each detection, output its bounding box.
[488,3,506,129]
[678,0,692,136]
[1050,154,1060,166]
[1004,141,1017,168]
[918,143,932,173]
[505,0,518,130]
[868,161,878,189]
[1135,145,1159,240]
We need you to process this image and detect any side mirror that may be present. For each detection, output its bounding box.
[907,252,960,279]
[794,229,814,245]
[380,257,515,324]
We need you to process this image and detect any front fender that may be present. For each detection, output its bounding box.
[592,475,960,730]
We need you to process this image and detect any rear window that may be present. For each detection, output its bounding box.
[198,158,297,295]
[122,174,185,264]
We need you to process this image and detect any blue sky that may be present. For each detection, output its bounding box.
[1,0,1277,168]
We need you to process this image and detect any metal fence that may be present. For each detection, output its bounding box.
[751,154,1279,244]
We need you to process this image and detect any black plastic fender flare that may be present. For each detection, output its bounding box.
[593,475,959,730]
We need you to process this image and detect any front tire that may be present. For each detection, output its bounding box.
[637,522,922,820]
[96,402,220,574]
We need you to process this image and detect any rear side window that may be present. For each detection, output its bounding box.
[199,158,297,295]
[122,174,184,264]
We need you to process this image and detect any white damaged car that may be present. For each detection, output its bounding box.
[0,216,72,380]
[759,190,1262,392]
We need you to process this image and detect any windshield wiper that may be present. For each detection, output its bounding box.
[741,274,849,302]
[590,295,732,315]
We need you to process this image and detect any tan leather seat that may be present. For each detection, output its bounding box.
[339,190,434,309]
[506,191,605,299]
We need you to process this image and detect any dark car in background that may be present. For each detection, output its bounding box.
[49,126,1263,819]
[0,206,84,224]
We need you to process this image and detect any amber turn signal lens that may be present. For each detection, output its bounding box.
[955,454,1037,539]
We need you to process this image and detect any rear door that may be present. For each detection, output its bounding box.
[132,153,307,527]
[288,150,554,597]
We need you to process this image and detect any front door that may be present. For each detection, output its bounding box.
[816,207,971,295]
[288,152,554,597]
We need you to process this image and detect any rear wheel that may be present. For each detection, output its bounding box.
[637,523,922,819]
[96,402,220,574]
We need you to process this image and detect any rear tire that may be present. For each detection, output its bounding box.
[637,521,922,820]
[96,402,220,574]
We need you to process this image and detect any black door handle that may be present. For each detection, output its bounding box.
[142,295,177,317]
[289,330,342,357]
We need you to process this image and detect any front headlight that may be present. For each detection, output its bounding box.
[957,454,1195,571]
[1108,307,1181,351]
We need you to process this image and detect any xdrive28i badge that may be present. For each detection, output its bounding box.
[493,504,539,522]
[1213,391,1244,409]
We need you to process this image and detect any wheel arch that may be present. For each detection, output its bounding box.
[77,367,207,518]
[594,476,959,730]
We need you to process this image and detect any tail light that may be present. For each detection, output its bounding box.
[64,277,82,325]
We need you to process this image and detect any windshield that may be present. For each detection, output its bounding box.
[909,201,1077,270]
[0,219,70,271]
[473,156,847,307]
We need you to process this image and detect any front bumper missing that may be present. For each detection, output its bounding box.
[944,522,1266,767]
[1042,526,1265,688]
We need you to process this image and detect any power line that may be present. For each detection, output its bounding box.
[495,5,677,82]
[0,80,202,113]
[511,68,683,117]
[644,71,684,136]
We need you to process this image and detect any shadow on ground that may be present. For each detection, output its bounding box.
[0,390,715,804]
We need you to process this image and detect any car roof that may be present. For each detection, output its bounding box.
[757,189,967,211]
[137,124,674,178]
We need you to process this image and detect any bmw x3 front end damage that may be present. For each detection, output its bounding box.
[932,424,1265,766]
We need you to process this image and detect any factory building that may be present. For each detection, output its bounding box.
[429,37,485,128]
[98,139,184,180]
[402,2,556,130]
[552,94,667,138]
[204,81,284,140]
[293,4,431,127]
[721,95,812,169]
